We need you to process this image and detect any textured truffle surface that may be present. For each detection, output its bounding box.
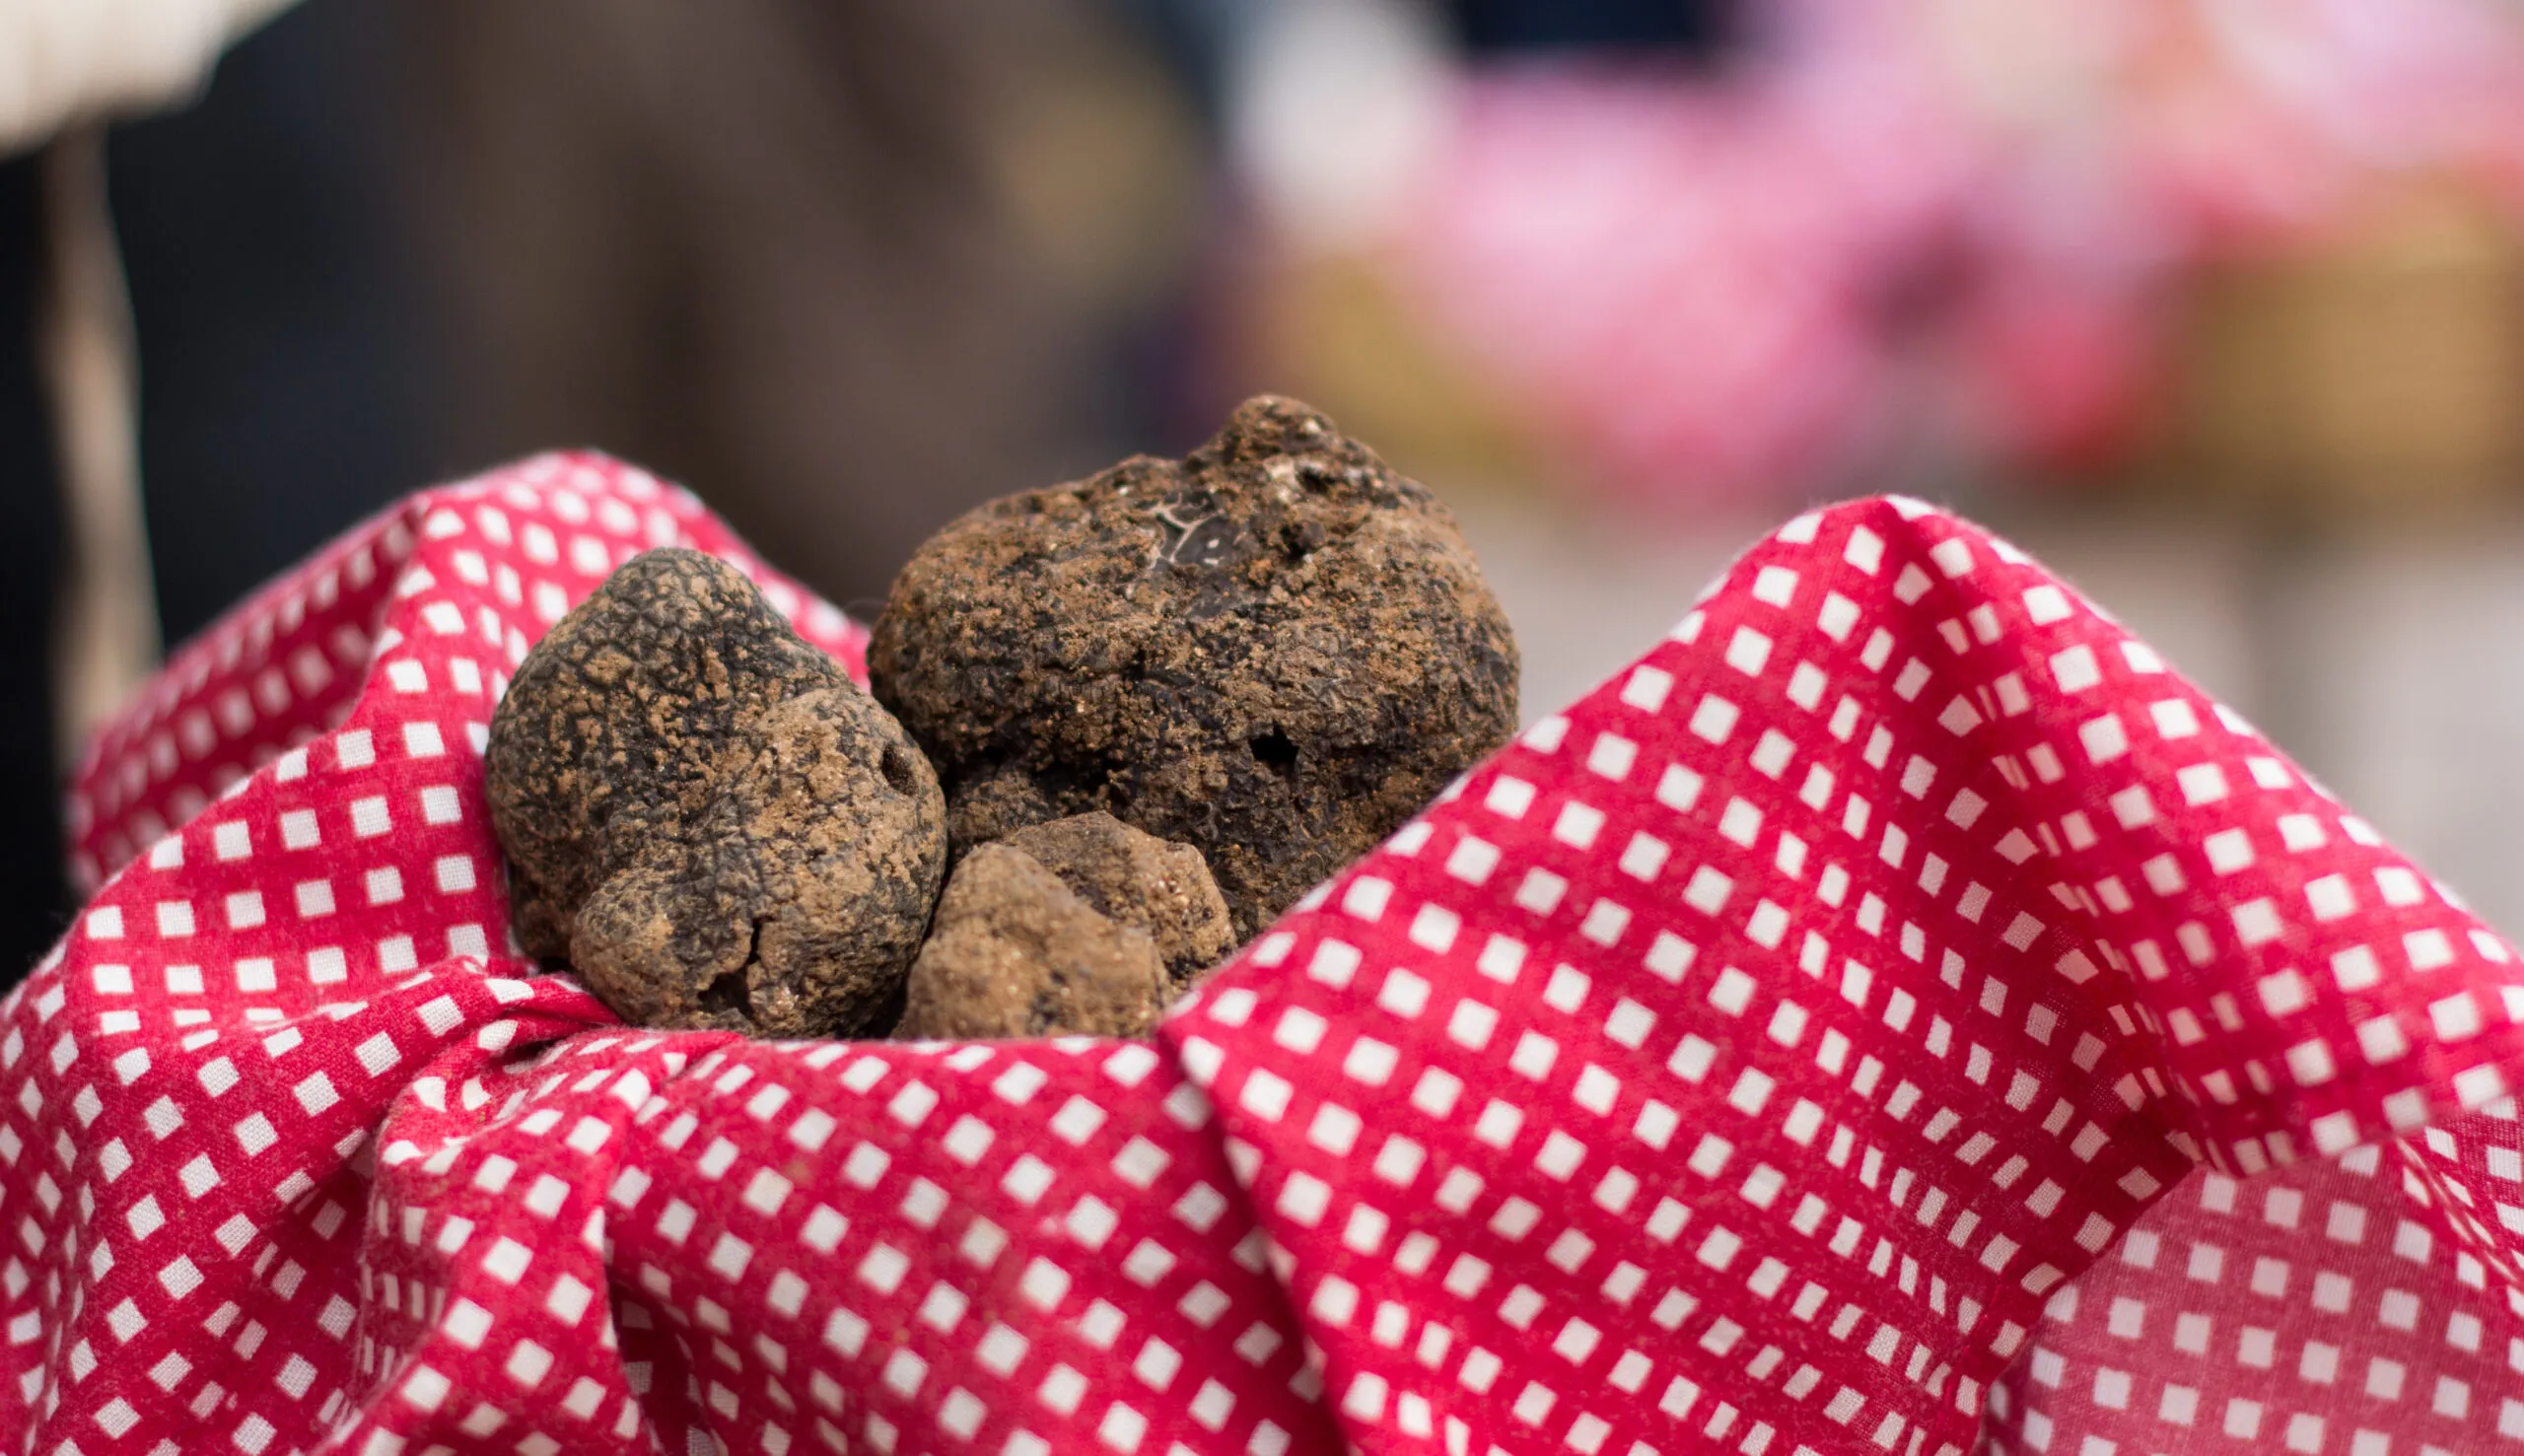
[996,812,1232,992]
[895,844,1169,1040]
[487,548,946,1037]
[870,395,1518,936]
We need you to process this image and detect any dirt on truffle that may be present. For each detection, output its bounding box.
[895,844,1170,1040]
[487,548,946,1038]
[870,395,1519,936]
[996,812,1232,992]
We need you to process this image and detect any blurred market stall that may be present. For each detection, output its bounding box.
[1217,0,2524,509]
[1204,0,2524,933]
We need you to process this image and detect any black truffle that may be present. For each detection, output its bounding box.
[487,548,946,1037]
[895,844,1169,1040]
[870,395,1518,936]
[996,812,1234,993]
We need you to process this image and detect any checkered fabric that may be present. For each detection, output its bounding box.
[14,453,2524,1456]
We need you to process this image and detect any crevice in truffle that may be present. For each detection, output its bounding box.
[879,745,919,797]
[1036,753,1116,805]
[1248,728,1299,780]
[698,968,753,1022]
[700,923,764,1023]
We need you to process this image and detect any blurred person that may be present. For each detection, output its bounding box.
[0,0,412,981]
[0,0,1204,985]
[389,0,1203,610]
[110,4,436,648]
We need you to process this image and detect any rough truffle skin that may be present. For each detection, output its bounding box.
[895,845,1169,1040]
[487,548,947,1037]
[870,395,1519,936]
[997,813,1233,992]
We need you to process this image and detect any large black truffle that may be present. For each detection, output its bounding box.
[870,395,1518,936]
[487,548,946,1037]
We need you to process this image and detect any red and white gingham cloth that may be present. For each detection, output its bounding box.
[18,453,2524,1456]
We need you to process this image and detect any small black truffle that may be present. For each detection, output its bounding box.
[996,812,1235,994]
[895,844,1170,1040]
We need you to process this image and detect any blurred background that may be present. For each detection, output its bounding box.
[7,0,2524,976]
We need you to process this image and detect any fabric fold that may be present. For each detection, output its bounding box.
[14,458,2524,1455]
[1166,495,2524,1456]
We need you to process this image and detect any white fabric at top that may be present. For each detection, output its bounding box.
[0,0,297,156]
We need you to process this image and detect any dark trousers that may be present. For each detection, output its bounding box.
[0,157,67,983]
[0,3,434,987]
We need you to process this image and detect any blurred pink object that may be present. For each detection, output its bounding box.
[1368,0,2524,504]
